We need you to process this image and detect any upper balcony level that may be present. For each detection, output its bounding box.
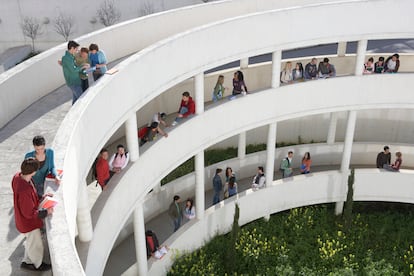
[3,0,412,275]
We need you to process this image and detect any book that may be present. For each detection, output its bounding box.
[153,246,168,259]
[46,169,63,179]
[39,196,58,209]
[105,68,119,75]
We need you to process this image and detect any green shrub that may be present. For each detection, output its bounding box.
[169,203,414,275]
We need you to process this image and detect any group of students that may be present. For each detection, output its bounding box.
[364,54,400,74]
[94,144,129,190]
[168,195,196,233]
[11,135,61,271]
[376,145,403,172]
[280,57,337,84]
[60,40,108,104]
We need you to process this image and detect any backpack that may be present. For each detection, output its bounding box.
[138,127,149,139]
[91,158,99,181]
[145,230,160,258]
[279,157,290,172]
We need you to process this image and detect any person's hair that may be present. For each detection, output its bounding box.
[216,75,224,85]
[368,57,374,63]
[288,151,293,155]
[182,91,190,97]
[100,148,108,155]
[216,168,222,174]
[236,70,244,81]
[258,166,264,173]
[21,158,40,175]
[323,57,329,63]
[284,61,292,70]
[150,122,159,129]
[229,176,236,188]
[379,56,385,61]
[89,43,99,51]
[302,152,311,161]
[393,53,399,59]
[67,40,79,50]
[311,58,317,62]
[186,198,194,209]
[173,195,180,201]
[296,62,304,71]
[384,146,390,151]
[117,144,124,149]
[80,47,89,54]
[160,112,167,119]
[396,152,402,157]
[225,167,233,178]
[32,135,46,146]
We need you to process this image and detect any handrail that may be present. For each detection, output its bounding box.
[47,0,414,274]
[87,74,414,274]
[0,0,339,129]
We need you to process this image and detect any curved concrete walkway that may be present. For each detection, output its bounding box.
[0,40,412,275]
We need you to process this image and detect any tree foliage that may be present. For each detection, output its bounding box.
[54,13,75,41]
[97,0,121,27]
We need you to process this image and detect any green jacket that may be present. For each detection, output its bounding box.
[62,51,83,86]
[280,158,293,177]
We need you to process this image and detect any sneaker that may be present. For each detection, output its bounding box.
[171,121,178,126]
[21,262,51,271]
[20,262,35,271]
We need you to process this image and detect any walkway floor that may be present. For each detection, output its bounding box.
[0,39,412,276]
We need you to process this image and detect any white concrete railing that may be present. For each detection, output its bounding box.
[141,168,414,275]
[88,74,414,275]
[48,0,414,274]
[140,142,414,224]
[0,0,338,129]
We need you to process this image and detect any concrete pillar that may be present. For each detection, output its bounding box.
[271,50,282,88]
[335,110,357,215]
[240,58,249,69]
[76,180,93,242]
[337,42,347,56]
[354,39,368,76]
[125,114,139,162]
[265,123,277,187]
[238,131,246,159]
[195,151,205,220]
[195,73,204,115]
[327,112,338,144]
[133,204,147,276]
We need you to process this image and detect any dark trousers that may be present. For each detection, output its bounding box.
[81,78,89,92]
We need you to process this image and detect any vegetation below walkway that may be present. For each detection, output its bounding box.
[169,203,414,275]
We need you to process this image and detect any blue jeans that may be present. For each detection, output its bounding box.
[213,190,221,205]
[173,216,182,232]
[174,107,188,123]
[69,85,84,105]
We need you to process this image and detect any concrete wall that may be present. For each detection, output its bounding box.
[43,0,414,274]
[0,0,201,52]
[0,0,336,129]
[143,168,414,275]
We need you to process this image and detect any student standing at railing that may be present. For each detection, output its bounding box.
[384,53,400,73]
[384,152,402,172]
[304,58,318,80]
[301,152,312,174]
[232,70,248,95]
[89,43,108,81]
[292,62,304,81]
[280,61,293,84]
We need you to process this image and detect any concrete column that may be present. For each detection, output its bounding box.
[327,112,338,144]
[354,39,368,76]
[77,180,93,242]
[337,42,347,56]
[238,131,246,159]
[265,123,277,187]
[335,110,357,215]
[133,204,147,276]
[240,58,249,69]
[195,73,204,115]
[195,151,205,220]
[125,114,139,162]
[271,50,282,88]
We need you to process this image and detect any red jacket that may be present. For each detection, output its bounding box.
[96,157,110,187]
[12,173,43,233]
[178,96,195,117]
